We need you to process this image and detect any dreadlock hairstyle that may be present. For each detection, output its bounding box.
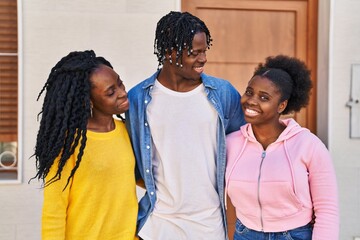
[154,11,213,69]
[31,50,113,190]
[253,55,313,115]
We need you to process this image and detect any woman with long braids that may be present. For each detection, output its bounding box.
[31,50,138,240]
[225,55,339,239]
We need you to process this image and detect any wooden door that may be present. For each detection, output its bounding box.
[182,0,318,238]
[182,0,318,133]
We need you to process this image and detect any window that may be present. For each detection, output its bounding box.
[0,0,20,182]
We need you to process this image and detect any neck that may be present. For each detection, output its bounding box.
[252,121,285,149]
[157,66,202,92]
[87,116,115,132]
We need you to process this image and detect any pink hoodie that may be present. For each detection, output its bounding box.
[225,118,339,239]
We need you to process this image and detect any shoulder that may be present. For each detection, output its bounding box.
[226,130,244,145]
[202,73,238,92]
[226,130,246,163]
[128,71,158,97]
[289,125,323,146]
[227,129,242,138]
[285,123,330,160]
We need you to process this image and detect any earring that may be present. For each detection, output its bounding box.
[90,103,93,118]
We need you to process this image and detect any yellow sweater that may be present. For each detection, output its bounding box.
[42,120,138,240]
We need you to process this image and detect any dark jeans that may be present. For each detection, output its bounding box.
[234,219,313,240]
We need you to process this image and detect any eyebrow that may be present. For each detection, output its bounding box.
[247,87,271,97]
[104,75,122,92]
[259,90,270,94]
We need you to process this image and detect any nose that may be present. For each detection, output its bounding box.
[198,52,207,63]
[245,95,258,106]
[117,88,127,99]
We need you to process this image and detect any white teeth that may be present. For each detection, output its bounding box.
[245,108,259,116]
[194,67,203,73]
[246,109,257,114]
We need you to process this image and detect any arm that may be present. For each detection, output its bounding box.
[125,95,144,184]
[308,140,339,239]
[226,194,237,240]
[42,158,72,240]
[223,82,246,134]
[136,178,146,189]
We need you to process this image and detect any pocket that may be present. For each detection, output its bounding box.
[284,223,313,240]
[258,181,303,217]
[234,219,249,235]
[228,181,259,217]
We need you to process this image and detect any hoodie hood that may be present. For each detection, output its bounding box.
[240,118,309,144]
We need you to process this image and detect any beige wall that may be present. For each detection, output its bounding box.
[0,1,179,239]
[329,0,360,239]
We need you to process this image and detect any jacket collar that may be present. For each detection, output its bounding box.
[141,70,218,90]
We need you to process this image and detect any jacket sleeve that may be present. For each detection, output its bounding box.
[125,88,143,182]
[308,139,339,240]
[224,82,246,134]
[41,158,72,240]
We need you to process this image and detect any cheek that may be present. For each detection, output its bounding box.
[181,57,195,66]
[92,97,112,110]
[240,96,248,105]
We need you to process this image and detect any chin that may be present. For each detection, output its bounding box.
[244,117,257,123]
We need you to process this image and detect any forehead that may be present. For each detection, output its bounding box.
[248,76,280,92]
[90,65,117,86]
[191,32,208,49]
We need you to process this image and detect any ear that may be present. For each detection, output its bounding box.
[164,50,177,63]
[278,100,288,114]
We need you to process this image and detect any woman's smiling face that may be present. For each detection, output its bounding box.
[89,64,129,117]
[241,75,287,126]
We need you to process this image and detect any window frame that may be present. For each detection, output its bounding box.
[0,0,23,184]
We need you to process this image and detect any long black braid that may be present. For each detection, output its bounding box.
[30,50,112,190]
[154,11,212,69]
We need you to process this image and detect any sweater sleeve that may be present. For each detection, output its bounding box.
[42,157,73,240]
[308,139,339,240]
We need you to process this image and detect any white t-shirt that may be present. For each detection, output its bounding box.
[139,80,225,240]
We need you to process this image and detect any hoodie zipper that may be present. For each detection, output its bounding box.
[257,151,266,231]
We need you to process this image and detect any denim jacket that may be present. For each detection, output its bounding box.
[125,70,245,238]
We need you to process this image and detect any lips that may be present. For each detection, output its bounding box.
[118,98,129,110]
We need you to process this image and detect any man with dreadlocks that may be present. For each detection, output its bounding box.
[125,11,246,239]
[31,50,138,239]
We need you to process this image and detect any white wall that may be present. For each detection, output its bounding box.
[329,0,360,239]
[0,1,179,239]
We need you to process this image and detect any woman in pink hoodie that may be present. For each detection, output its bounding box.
[226,55,339,240]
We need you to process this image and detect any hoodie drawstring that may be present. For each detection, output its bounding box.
[284,139,297,194]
